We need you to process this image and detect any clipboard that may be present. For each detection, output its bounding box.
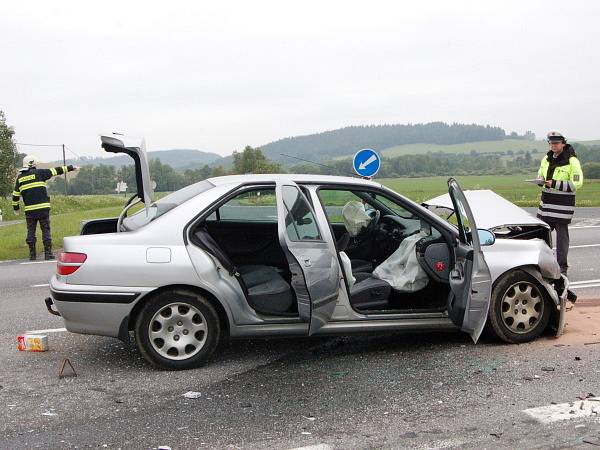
[525,179,545,186]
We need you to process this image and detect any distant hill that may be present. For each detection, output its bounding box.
[54,149,223,170]
[258,122,525,164]
[51,122,546,171]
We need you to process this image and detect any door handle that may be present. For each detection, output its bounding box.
[450,269,462,280]
[303,258,312,267]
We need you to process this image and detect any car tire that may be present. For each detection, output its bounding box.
[134,289,222,370]
[488,270,551,344]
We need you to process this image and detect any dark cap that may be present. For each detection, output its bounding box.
[547,131,565,142]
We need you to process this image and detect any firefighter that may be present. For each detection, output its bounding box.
[536,131,583,276]
[12,155,79,260]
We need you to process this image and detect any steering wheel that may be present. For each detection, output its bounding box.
[365,209,381,234]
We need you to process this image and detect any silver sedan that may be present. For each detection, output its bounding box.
[45,134,570,370]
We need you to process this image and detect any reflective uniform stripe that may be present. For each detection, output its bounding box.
[12,190,21,197]
[62,166,68,173]
[11,200,20,206]
[24,202,51,212]
[19,181,47,191]
[50,168,58,176]
[539,202,575,212]
[537,210,574,220]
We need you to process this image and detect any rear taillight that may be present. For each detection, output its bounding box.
[57,252,87,275]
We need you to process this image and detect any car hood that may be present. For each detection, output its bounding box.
[424,189,549,230]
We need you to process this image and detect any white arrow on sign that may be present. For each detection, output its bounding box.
[358,154,377,170]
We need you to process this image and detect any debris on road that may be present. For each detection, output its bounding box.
[541,366,555,372]
[17,334,48,352]
[183,391,202,399]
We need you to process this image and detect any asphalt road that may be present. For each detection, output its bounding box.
[0,214,599,449]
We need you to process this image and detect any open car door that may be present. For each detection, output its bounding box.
[275,181,340,335]
[447,178,492,343]
[100,133,155,213]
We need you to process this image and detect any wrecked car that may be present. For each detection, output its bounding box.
[45,134,568,370]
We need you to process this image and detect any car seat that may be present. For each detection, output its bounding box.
[193,227,294,314]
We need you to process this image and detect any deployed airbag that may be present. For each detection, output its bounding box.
[341,201,372,236]
[372,232,429,292]
[339,251,356,288]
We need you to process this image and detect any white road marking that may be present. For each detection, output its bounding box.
[31,283,49,287]
[553,244,600,250]
[570,279,600,285]
[26,327,67,334]
[287,445,333,450]
[523,398,600,424]
[570,225,600,229]
[571,284,600,290]
[19,260,56,265]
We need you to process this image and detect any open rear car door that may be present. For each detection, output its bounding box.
[446,178,492,343]
[275,181,340,335]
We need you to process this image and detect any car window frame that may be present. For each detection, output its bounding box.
[206,187,278,223]
[313,183,453,241]
[280,184,324,243]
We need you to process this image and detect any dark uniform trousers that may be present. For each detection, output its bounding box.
[544,220,569,275]
[25,210,52,247]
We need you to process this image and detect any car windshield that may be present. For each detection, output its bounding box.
[124,180,215,230]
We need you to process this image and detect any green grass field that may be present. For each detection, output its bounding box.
[380,175,600,206]
[333,138,598,160]
[1,176,599,260]
[379,139,548,158]
[0,194,138,261]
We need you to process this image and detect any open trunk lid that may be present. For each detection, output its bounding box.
[100,133,155,211]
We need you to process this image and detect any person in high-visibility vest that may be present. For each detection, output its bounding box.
[536,131,583,276]
[12,155,79,260]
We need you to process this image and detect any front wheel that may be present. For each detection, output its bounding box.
[134,290,222,370]
[488,270,551,344]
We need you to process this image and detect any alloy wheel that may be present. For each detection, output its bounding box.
[500,282,544,334]
[148,302,208,360]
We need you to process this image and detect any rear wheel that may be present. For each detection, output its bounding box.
[134,290,221,370]
[488,270,551,343]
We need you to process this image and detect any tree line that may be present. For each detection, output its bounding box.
[48,146,283,195]
[48,143,600,196]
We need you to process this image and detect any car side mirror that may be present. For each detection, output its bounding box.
[478,229,495,246]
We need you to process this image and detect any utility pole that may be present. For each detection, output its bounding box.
[62,144,68,195]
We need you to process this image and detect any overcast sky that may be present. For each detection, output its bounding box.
[3,0,599,161]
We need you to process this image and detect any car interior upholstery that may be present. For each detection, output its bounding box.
[192,186,453,317]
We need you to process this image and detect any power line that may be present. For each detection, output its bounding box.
[15,142,63,147]
[64,145,81,159]
[16,141,82,159]
[279,153,357,178]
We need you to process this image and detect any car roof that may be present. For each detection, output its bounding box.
[206,173,383,188]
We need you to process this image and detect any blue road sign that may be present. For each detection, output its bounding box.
[353,148,381,178]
